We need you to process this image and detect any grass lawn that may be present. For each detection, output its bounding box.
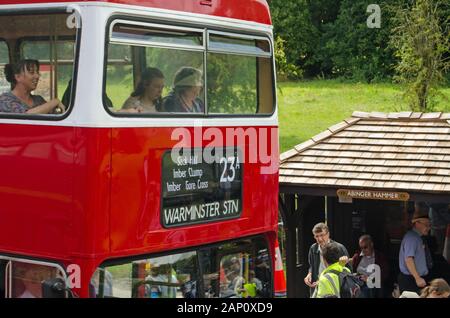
[277,80,450,153]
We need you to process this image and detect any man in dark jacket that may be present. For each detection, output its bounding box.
[304,222,349,296]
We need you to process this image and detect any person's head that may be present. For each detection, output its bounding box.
[131,67,164,102]
[14,262,56,298]
[312,222,330,248]
[420,279,450,298]
[359,234,374,256]
[412,202,431,236]
[4,59,40,91]
[173,67,203,100]
[321,242,341,267]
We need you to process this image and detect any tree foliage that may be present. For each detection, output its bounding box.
[390,0,449,111]
[318,0,398,82]
[270,0,320,78]
[269,0,449,83]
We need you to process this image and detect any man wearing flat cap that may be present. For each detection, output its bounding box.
[398,202,432,293]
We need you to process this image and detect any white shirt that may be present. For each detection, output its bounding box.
[18,290,37,298]
[356,252,375,276]
[318,245,326,276]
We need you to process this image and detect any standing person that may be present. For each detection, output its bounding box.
[352,234,390,298]
[0,59,65,114]
[121,67,164,113]
[312,242,352,298]
[304,223,349,296]
[161,66,204,113]
[398,203,432,294]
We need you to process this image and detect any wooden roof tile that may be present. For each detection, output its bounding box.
[328,121,350,133]
[294,139,316,153]
[280,149,299,162]
[421,112,442,119]
[279,112,450,193]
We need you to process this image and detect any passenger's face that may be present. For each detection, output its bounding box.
[313,230,330,247]
[359,240,373,256]
[16,64,40,91]
[183,85,202,101]
[146,77,164,100]
[416,219,431,236]
[428,291,450,298]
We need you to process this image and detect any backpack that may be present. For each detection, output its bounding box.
[325,269,363,298]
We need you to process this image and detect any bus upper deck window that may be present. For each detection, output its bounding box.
[106,20,274,117]
[0,13,79,117]
[206,33,274,115]
[106,22,205,115]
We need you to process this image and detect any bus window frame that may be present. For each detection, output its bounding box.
[19,36,77,65]
[0,9,81,121]
[18,36,77,103]
[207,31,272,58]
[0,254,68,298]
[0,38,10,94]
[103,15,276,119]
[93,234,273,298]
[109,20,206,52]
[206,31,273,116]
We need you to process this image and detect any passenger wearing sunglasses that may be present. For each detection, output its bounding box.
[351,234,390,298]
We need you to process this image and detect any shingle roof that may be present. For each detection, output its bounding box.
[279,111,450,193]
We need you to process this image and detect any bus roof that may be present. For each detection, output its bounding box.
[1,0,272,25]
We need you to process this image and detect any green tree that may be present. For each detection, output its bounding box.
[390,0,449,111]
[269,0,320,78]
[318,0,398,82]
[274,36,302,81]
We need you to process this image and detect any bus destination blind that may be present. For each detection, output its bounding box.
[161,148,242,227]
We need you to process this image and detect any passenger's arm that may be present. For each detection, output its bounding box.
[26,98,65,114]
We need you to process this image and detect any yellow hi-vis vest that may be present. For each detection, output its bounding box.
[313,262,351,298]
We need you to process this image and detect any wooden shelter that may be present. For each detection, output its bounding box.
[279,111,450,297]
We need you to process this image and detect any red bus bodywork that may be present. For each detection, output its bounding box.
[0,0,278,297]
[0,0,272,24]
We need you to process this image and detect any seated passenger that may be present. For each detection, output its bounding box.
[0,59,65,114]
[13,262,58,298]
[121,67,164,113]
[162,67,204,113]
[145,264,179,298]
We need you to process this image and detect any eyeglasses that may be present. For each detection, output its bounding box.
[313,232,329,239]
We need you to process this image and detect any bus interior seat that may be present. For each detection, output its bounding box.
[61,79,114,108]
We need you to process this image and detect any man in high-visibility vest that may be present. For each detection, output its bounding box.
[312,242,351,298]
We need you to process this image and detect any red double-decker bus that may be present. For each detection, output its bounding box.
[0,0,278,298]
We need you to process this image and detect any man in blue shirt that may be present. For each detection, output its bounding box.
[398,203,432,293]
